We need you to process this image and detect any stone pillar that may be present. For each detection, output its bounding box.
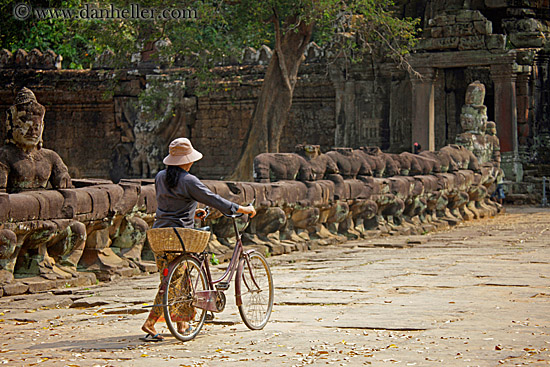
[411,67,438,152]
[434,72,447,150]
[490,64,523,182]
[516,70,531,147]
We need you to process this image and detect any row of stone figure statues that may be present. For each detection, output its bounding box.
[0,87,502,295]
[0,142,503,289]
[249,142,502,232]
[254,143,495,182]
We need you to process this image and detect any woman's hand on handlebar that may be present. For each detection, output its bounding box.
[237,205,256,218]
[195,208,208,220]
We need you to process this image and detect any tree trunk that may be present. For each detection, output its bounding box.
[229,19,313,181]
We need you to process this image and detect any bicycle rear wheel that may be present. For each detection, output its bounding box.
[236,252,274,330]
[163,255,207,341]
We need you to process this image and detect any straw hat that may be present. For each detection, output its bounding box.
[163,138,203,166]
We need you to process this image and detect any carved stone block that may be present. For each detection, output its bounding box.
[429,15,456,27]
[430,27,445,38]
[417,37,459,50]
[114,182,140,214]
[455,10,485,22]
[473,20,493,35]
[444,23,475,38]
[8,194,40,221]
[509,32,545,48]
[26,191,65,220]
[458,36,486,50]
[485,34,507,50]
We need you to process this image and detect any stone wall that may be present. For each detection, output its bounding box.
[0,61,346,181]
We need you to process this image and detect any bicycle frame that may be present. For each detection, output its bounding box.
[158,215,257,310]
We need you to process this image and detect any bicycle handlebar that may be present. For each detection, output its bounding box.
[197,200,255,220]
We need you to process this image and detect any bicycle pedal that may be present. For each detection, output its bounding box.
[215,282,230,290]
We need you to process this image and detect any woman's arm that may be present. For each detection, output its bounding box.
[187,175,255,217]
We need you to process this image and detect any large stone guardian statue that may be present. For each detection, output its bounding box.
[0,87,86,280]
[0,87,71,192]
[455,80,492,164]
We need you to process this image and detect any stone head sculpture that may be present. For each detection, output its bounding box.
[465,80,485,106]
[5,87,45,152]
[486,121,497,136]
[295,144,321,159]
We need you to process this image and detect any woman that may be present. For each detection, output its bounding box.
[141,137,256,341]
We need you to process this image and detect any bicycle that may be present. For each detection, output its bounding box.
[146,204,274,342]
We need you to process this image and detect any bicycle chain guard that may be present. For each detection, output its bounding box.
[193,290,226,312]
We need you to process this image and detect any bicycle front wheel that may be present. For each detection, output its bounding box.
[236,252,274,330]
[163,255,207,341]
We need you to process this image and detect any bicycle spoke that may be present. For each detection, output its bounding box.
[164,255,208,341]
[237,252,274,330]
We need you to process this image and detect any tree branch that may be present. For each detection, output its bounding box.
[372,27,420,79]
[296,21,314,56]
[272,8,292,92]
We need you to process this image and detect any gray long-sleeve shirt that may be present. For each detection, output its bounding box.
[153,169,238,228]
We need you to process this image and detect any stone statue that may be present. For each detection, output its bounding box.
[456,81,492,164]
[0,88,85,280]
[485,121,501,168]
[0,87,72,193]
[253,152,313,182]
[294,144,339,180]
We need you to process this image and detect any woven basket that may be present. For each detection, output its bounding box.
[146,227,211,254]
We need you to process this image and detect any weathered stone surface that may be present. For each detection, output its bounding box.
[253,153,312,182]
[26,191,65,220]
[8,193,40,221]
[509,32,546,48]
[458,36,486,50]
[23,277,56,293]
[473,20,493,35]
[485,34,506,50]
[0,193,8,222]
[295,144,339,180]
[0,269,14,284]
[325,148,371,179]
[417,37,460,50]
[3,281,28,296]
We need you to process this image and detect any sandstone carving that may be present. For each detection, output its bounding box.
[0,88,72,193]
[326,148,372,179]
[294,144,338,180]
[253,153,312,182]
[357,147,400,177]
[0,88,85,279]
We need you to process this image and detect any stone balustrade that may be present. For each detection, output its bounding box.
[0,49,62,70]
[0,144,503,297]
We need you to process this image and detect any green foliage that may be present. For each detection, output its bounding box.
[210,253,219,265]
[1,0,419,71]
[1,0,97,68]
